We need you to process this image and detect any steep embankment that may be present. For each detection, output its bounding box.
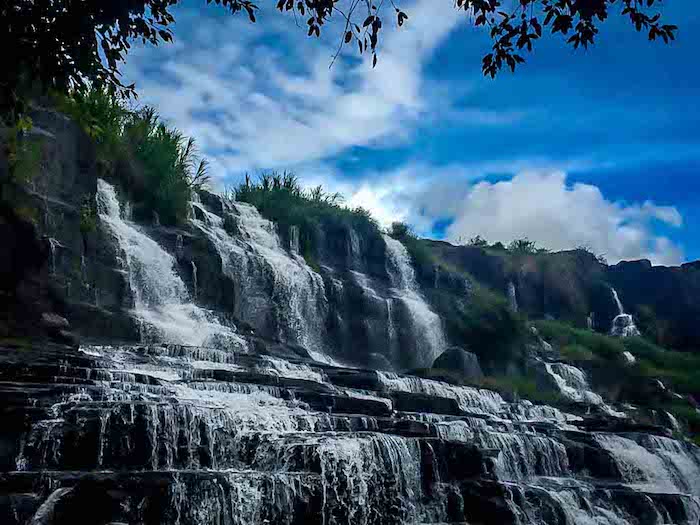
[1,107,700,525]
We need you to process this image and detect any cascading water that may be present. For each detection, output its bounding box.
[190,198,330,362]
[96,179,244,348]
[544,362,604,405]
[507,280,518,312]
[610,288,641,337]
[383,235,446,367]
[594,434,684,491]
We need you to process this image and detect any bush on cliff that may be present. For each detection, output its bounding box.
[432,285,526,372]
[56,89,209,225]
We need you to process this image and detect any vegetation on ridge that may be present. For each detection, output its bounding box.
[57,89,210,226]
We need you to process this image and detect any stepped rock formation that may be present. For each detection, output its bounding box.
[1,108,699,524]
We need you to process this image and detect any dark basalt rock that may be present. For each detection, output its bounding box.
[432,346,484,382]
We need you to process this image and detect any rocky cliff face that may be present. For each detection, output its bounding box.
[2,108,700,525]
[425,240,700,351]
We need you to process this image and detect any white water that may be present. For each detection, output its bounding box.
[507,280,518,312]
[610,288,641,337]
[544,362,604,405]
[476,430,570,480]
[594,434,683,492]
[317,434,421,525]
[96,180,245,349]
[637,434,700,496]
[190,199,329,361]
[378,371,505,415]
[383,235,447,367]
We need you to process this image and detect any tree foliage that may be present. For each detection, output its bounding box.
[2,0,677,116]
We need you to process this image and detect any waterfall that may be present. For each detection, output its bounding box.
[587,312,595,331]
[378,371,505,415]
[637,434,700,496]
[544,362,603,405]
[191,261,198,298]
[190,198,330,362]
[96,179,244,348]
[289,225,300,255]
[610,288,641,337]
[507,280,518,312]
[383,235,447,367]
[475,431,570,480]
[594,434,684,492]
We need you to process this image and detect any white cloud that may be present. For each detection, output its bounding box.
[123,0,468,178]
[305,167,685,265]
[444,171,684,265]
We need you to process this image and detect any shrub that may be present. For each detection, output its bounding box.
[57,89,210,226]
[560,344,597,362]
[508,237,538,254]
[440,285,526,371]
[388,221,413,240]
[466,235,488,247]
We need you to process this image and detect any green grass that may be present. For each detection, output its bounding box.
[432,284,527,372]
[534,319,626,359]
[55,89,209,226]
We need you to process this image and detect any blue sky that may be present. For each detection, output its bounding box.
[123,0,700,265]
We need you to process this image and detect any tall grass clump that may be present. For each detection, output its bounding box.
[56,88,210,225]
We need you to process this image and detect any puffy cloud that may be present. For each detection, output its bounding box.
[444,172,684,265]
[123,0,468,178]
[309,168,684,265]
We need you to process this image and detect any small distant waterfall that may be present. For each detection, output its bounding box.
[289,225,300,255]
[191,199,330,362]
[96,179,243,348]
[383,235,447,367]
[47,237,64,275]
[544,362,603,405]
[610,288,641,337]
[507,280,518,312]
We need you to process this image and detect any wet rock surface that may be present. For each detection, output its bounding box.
[1,340,699,525]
